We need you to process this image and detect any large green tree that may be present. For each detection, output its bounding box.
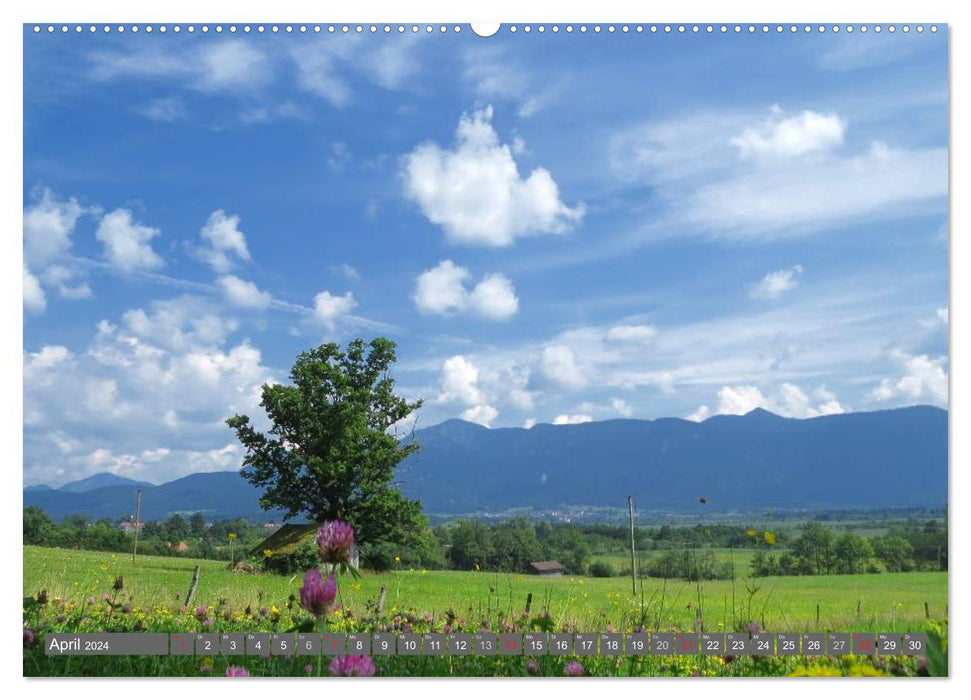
[226,338,425,547]
[791,522,836,575]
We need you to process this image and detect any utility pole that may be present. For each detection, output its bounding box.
[132,489,142,563]
[628,495,637,595]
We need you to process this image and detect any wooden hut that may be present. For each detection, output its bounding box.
[527,560,566,577]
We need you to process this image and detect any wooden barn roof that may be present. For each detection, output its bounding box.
[528,560,565,572]
[248,523,318,557]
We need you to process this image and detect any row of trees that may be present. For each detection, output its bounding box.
[23,507,265,560]
[751,521,947,577]
[430,519,592,574]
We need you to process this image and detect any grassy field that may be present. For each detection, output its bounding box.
[595,547,774,575]
[24,546,946,633]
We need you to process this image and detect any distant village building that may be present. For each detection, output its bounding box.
[528,561,566,577]
[119,521,144,532]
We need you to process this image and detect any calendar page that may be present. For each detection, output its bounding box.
[22,18,948,681]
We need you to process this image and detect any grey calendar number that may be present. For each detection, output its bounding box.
[651,632,675,655]
[676,633,698,656]
[625,632,649,655]
[725,633,750,655]
[549,633,573,655]
[499,633,523,655]
[701,633,724,656]
[600,633,623,656]
[271,633,294,656]
[398,633,422,656]
[170,633,193,655]
[296,633,320,656]
[448,633,472,656]
[903,633,926,656]
[802,633,825,656]
[221,633,245,656]
[195,633,218,656]
[321,633,345,655]
[878,633,901,655]
[524,633,548,655]
[828,633,851,655]
[751,633,774,655]
[372,633,396,656]
[423,633,447,655]
[777,633,799,656]
[474,632,497,655]
[574,633,598,656]
[853,633,876,656]
[246,633,270,657]
[346,633,369,655]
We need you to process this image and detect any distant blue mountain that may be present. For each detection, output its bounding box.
[396,405,947,513]
[58,473,154,493]
[23,406,947,520]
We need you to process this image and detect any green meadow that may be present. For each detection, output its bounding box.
[24,546,946,633]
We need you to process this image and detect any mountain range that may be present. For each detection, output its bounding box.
[23,406,947,521]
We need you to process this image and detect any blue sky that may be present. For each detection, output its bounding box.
[23,26,948,486]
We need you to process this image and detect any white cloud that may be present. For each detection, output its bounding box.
[313,291,357,325]
[508,388,534,411]
[118,296,237,352]
[689,141,946,234]
[197,210,251,272]
[365,35,423,89]
[289,41,355,107]
[867,349,948,405]
[713,385,768,414]
[732,108,846,160]
[606,324,658,343]
[196,41,271,91]
[687,382,847,420]
[95,208,164,271]
[468,274,519,320]
[461,404,498,427]
[414,260,470,315]
[289,35,422,107]
[937,307,949,324]
[23,189,86,266]
[23,301,279,485]
[403,106,584,246]
[90,40,272,94]
[23,268,46,314]
[328,142,351,172]
[751,265,804,300]
[138,96,187,122]
[686,405,712,422]
[437,355,486,406]
[218,275,272,309]
[335,263,359,280]
[541,345,586,389]
[610,108,946,238]
[462,46,560,119]
[24,345,73,383]
[523,418,537,429]
[553,413,593,425]
[42,265,93,300]
[611,397,633,417]
[414,260,519,320]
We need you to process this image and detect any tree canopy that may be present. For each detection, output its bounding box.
[226,338,425,547]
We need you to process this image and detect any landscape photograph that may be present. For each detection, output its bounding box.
[22,22,948,678]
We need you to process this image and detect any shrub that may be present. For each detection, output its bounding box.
[589,560,616,578]
[362,543,395,572]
